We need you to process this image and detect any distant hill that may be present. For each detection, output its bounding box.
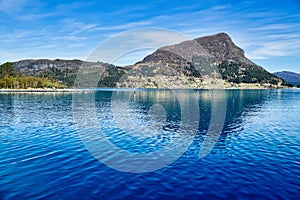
[2,32,287,89]
[273,71,300,86]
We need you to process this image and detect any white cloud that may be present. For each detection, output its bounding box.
[0,0,27,13]
[250,23,300,31]
[246,40,300,60]
[50,35,87,41]
[264,33,300,39]
[17,13,56,20]
[108,5,149,17]
[89,21,153,32]
[55,1,94,12]
[87,28,189,63]
[59,20,99,35]
[211,5,230,11]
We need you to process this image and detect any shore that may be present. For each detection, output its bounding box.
[0,86,297,93]
[0,88,85,93]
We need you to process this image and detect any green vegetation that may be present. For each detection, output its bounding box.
[191,56,215,76]
[39,68,79,87]
[98,67,129,87]
[0,62,18,77]
[284,83,295,87]
[0,62,67,89]
[30,61,126,88]
[218,60,281,84]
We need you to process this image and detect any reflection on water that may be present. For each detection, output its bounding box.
[91,89,271,158]
[197,90,270,156]
[0,90,276,157]
[0,89,299,199]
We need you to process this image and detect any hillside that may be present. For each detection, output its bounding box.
[274,71,300,86]
[12,59,128,88]
[0,62,66,89]
[3,32,287,89]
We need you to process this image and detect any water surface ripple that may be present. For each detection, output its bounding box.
[0,90,299,199]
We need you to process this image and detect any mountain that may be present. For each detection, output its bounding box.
[5,32,286,89]
[273,71,300,86]
[125,32,285,88]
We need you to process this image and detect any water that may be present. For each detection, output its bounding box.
[0,89,299,199]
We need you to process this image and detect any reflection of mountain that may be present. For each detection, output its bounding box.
[1,89,272,157]
[95,89,271,156]
[196,90,270,155]
[0,93,74,129]
[0,94,14,124]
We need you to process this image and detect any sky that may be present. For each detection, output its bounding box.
[0,0,299,73]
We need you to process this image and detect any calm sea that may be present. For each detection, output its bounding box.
[0,89,299,199]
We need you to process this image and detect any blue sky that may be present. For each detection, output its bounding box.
[0,0,299,72]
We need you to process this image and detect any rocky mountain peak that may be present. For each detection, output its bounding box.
[138,32,249,65]
[194,32,246,63]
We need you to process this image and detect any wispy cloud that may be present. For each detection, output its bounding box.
[0,0,27,13]
[246,39,300,59]
[89,21,153,32]
[0,0,299,72]
[108,5,149,17]
[250,23,300,31]
[87,28,189,63]
[211,5,230,11]
[17,12,56,20]
[55,1,95,12]
[60,20,99,35]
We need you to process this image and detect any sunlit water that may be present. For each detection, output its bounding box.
[0,89,299,199]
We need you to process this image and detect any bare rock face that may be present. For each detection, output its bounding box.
[13,59,83,74]
[139,33,247,65]
[12,59,83,87]
[12,59,126,88]
[194,32,247,63]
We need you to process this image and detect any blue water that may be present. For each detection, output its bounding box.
[0,89,299,199]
